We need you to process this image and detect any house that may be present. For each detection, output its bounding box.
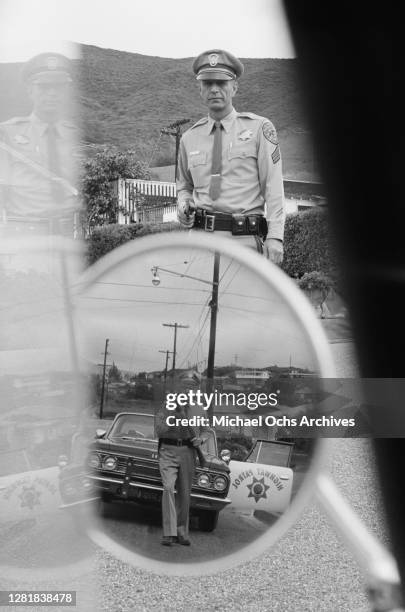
[112,177,326,225]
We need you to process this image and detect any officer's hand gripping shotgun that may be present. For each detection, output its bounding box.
[194,442,208,469]
[183,198,196,219]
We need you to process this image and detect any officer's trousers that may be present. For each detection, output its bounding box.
[158,443,195,537]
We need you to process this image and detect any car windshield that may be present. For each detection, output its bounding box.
[108,413,155,440]
[246,440,292,467]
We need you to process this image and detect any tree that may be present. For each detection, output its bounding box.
[108,361,122,383]
[80,145,151,232]
[298,271,336,318]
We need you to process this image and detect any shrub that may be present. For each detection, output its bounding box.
[86,222,186,265]
[298,270,336,317]
[282,208,339,280]
[297,270,336,293]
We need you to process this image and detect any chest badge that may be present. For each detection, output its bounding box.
[14,134,30,145]
[238,129,253,141]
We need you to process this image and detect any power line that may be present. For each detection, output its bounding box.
[72,281,211,294]
[178,304,211,369]
[76,296,206,306]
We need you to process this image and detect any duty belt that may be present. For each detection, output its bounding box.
[193,209,268,237]
[160,438,193,447]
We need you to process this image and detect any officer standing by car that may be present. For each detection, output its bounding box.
[177,49,285,263]
[0,52,79,236]
[155,400,204,547]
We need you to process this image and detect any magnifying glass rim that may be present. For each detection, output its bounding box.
[77,230,336,576]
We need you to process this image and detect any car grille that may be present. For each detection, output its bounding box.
[97,453,229,496]
[101,454,161,482]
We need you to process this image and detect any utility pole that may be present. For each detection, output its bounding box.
[160,118,190,180]
[99,338,109,419]
[162,322,189,375]
[206,251,220,423]
[158,349,173,382]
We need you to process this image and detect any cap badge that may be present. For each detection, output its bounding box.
[46,56,59,70]
[209,53,219,66]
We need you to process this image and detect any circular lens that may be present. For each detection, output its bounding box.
[102,456,117,470]
[88,453,101,468]
[197,473,210,488]
[76,231,335,576]
[214,475,228,491]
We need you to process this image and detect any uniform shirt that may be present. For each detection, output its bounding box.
[177,107,285,240]
[0,113,78,219]
[155,405,197,440]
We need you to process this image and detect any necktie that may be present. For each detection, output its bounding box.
[46,123,61,176]
[46,123,64,204]
[209,120,223,201]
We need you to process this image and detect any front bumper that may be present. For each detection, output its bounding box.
[89,474,231,511]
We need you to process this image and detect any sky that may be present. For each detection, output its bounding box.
[1,242,318,376]
[73,244,317,373]
[0,0,295,62]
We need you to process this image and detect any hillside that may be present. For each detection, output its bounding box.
[0,44,319,180]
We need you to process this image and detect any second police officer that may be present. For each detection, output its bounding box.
[0,52,79,236]
[177,49,285,264]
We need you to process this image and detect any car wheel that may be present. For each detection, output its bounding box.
[97,493,113,517]
[198,510,219,532]
[100,492,113,503]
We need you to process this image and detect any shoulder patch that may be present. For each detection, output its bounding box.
[262,120,278,145]
[237,111,260,120]
[190,117,209,130]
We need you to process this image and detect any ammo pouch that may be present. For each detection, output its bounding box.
[231,214,268,239]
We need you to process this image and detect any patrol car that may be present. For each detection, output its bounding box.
[58,413,294,530]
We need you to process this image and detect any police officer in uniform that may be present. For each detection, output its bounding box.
[155,371,210,546]
[177,49,285,264]
[0,52,79,236]
[155,403,203,546]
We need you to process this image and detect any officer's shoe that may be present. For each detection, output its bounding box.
[175,535,191,546]
[161,536,175,546]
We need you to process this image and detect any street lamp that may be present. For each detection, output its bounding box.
[151,267,160,286]
[150,265,218,287]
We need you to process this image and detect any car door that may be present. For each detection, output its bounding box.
[227,440,294,514]
[0,450,61,523]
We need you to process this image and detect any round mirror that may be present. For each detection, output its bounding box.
[69,231,335,575]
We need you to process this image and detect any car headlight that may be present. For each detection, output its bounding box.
[102,456,117,470]
[81,477,93,490]
[88,453,101,468]
[214,475,228,491]
[61,481,77,498]
[197,473,211,488]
